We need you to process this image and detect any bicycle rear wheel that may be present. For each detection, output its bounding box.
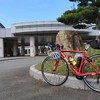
[82,54,100,92]
[41,56,69,86]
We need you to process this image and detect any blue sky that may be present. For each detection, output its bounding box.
[0,0,77,28]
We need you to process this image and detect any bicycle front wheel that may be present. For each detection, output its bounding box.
[82,54,100,92]
[41,56,69,86]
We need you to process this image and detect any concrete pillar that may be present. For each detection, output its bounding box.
[30,37,35,57]
[21,38,25,56]
[13,40,18,56]
[0,38,4,57]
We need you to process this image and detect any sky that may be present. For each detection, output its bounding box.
[0,0,78,28]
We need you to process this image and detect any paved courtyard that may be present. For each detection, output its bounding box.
[0,56,100,100]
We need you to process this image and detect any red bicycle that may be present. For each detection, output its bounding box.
[41,42,100,92]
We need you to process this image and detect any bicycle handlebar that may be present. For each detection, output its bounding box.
[48,43,63,51]
[48,42,91,51]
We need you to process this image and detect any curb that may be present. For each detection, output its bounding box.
[29,65,90,90]
[0,56,28,61]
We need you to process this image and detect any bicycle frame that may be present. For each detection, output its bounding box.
[42,42,100,92]
[54,48,100,77]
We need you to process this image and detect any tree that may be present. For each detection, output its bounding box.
[69,0,100,7]
[40,46,46,54]
[57,0,100,29]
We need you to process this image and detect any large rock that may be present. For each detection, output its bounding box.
[56,30,84,55]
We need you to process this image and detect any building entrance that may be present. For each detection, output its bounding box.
[4,38,18,57]
[3,34,56,57]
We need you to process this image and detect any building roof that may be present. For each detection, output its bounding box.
[0,23,5,28]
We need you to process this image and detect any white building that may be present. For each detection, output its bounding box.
[0,21,100,57]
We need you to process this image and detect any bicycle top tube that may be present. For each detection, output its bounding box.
[48,42,90,55]
[61,49,86,54]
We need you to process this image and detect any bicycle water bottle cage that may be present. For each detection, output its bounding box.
[50,52,60,60]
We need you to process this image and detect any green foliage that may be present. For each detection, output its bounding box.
[69,0,100,7]
[90,0,100,7]
[92,26,97,30]
[86,47,100,57]
[57,6,98,25]
[57,0,100,29]
[40,46,46,54]
[73,24,87,29]
[92,24,100,30]
[97,24,100,30]
[98,35,100,39]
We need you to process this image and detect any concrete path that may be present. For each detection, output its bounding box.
[0,56,100,100]
[30,64,89,90]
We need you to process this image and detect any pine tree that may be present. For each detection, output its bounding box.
[57,0,100,29]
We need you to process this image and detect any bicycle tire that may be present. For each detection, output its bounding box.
[41,56,69,86]
[82,54,100,92]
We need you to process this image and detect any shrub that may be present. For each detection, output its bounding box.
[73,24,87,29]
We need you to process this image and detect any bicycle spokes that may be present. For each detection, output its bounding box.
[41,56,69,86]
[82,54,100,92]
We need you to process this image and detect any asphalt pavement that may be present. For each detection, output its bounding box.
[0,56,100,100]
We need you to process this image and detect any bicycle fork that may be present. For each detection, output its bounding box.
[53,60,59,71]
